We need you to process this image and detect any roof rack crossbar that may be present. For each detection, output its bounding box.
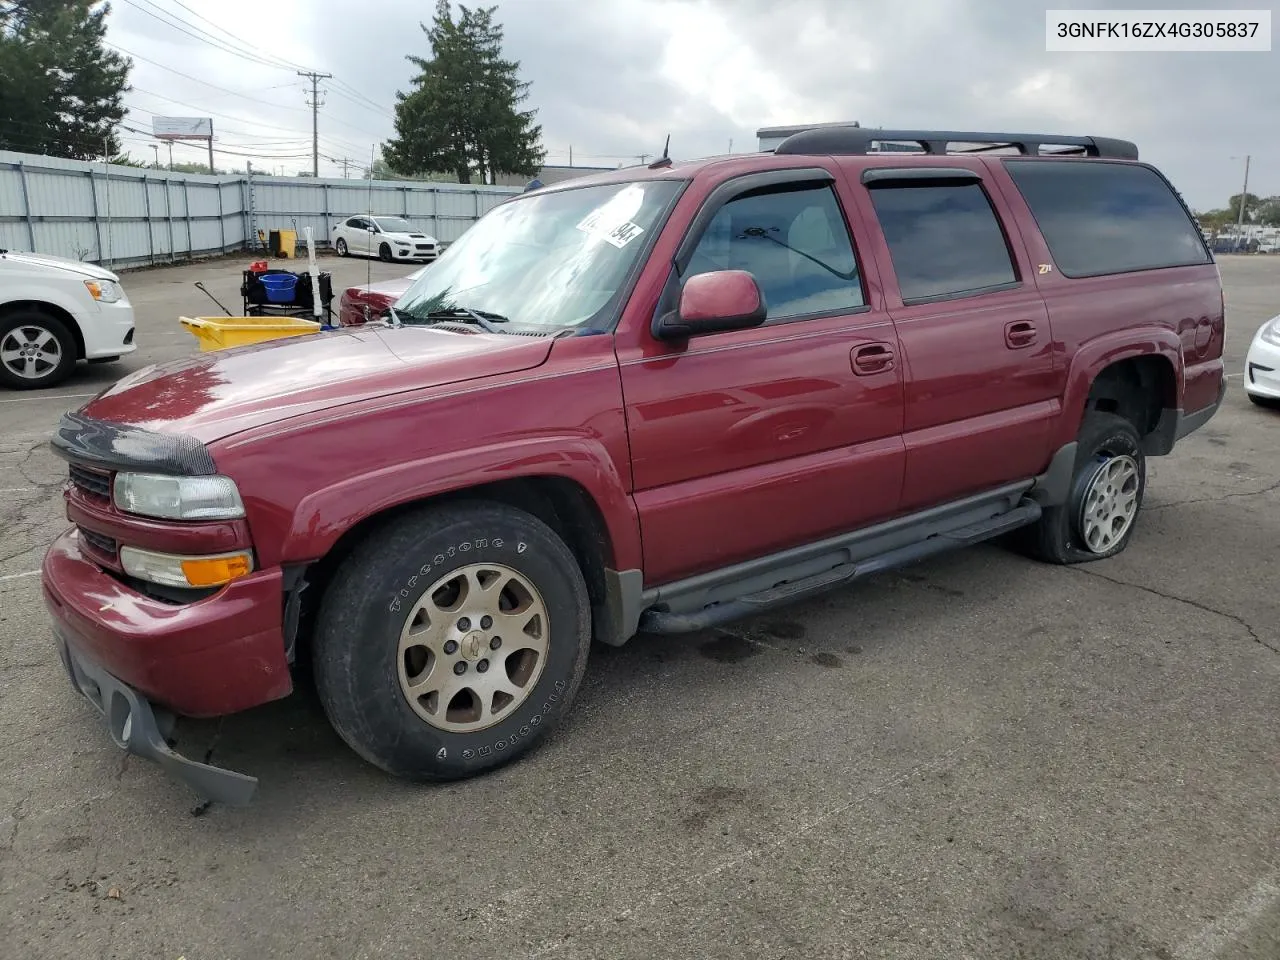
[773,127,1138,161]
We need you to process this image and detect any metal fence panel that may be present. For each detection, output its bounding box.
[0,149,521,269]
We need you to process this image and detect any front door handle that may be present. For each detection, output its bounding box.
[1005,320,1038,349]
[852,342,895,375]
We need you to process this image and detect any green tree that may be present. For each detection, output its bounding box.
[1253,196,1280,227]
[384,1,543,184]
[1227,192,1263,223]
[0,1,131,159]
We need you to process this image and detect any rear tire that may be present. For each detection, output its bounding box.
[0,310,77,390]
[1018,412,1146,564]
[335,238,348,257]
[312,501,592,781]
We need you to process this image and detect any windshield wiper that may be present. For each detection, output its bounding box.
[413,307,511,334]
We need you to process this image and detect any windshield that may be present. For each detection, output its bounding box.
[374,217,415,233]
[396,179,681,330]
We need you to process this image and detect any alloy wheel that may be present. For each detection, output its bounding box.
[0,325,62,381]
[397,563,550,733]
[1078,454,1140,554]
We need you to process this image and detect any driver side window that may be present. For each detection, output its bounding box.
[684,183,865,321]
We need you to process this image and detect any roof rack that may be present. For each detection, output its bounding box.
[773,127,1138,161]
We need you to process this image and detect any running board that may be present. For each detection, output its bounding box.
[638,500,1042,634]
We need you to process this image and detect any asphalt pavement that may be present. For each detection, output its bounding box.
[0,252,1277,960]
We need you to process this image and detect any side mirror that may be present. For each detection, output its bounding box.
[656,269,767,340]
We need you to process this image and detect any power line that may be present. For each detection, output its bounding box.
[114,45,389,141]
[123,93,368,157]
[164,0,311,71]
[116,2,394,119]
[119,0,295,72]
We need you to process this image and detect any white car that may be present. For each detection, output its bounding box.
[1244,313,1280,408]
[330,216,440,263]
[0,250,136,390]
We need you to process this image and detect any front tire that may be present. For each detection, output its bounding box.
[335,238,349,257]
[312,501,591,781]
[1019,412,1146,564]
[0,311,76,390]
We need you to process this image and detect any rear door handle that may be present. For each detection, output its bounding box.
[852,342,895,375]
[1005,320,1038,349]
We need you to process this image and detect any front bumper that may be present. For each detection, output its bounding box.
[82,298,138,360]
[41,528,292,717]
[1245,328,1280,399]
[54,629,258,806]
[392,247,437,261]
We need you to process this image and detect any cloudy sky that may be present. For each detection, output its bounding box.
[106,0,1277,211]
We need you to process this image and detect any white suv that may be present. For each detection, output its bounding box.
[0,251,136,390]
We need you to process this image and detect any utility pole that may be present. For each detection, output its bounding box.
[151,144,160,167]
[167,141,173,170]
[340,157,351,179]
[1237,154,1251,226]
[207,121,216,176]
[298,70,332,177]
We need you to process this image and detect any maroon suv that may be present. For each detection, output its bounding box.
[42,127,1225,805]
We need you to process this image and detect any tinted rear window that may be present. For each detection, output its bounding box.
[1004,160,1210,277]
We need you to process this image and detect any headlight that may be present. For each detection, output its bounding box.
[120,546,253,588]
[113,473,245,520]
[1261,316,1280,347]
[84,279,122,303]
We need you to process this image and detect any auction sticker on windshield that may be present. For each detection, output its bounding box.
[577,208,645,248]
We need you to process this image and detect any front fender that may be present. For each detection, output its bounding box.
[1,281,92,331]
[280,435,642,570]
[1053,327,1183,450]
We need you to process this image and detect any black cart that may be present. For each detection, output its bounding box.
[240,269,335,327]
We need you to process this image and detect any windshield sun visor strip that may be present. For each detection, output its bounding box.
[50,410,218,476]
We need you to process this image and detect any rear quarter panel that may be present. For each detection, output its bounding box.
[206,335,642,572]
[984,160,1224,448]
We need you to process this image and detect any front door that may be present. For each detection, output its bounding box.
[616,168,906,587]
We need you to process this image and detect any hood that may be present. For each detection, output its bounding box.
[79,325,554,443]
[343,276,415,302]
[385,231,437,243]
[1,250,118,280]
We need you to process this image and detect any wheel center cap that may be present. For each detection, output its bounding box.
[460,630,486,661]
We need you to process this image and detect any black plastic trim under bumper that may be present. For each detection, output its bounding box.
[54,629,258,807]
[50,410,217,476]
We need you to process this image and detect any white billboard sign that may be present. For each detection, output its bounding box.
[152,117,213,140]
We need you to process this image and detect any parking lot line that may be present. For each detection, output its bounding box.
[0,392,97,404]
[0,569,39,583]
[1173,872,1280,959]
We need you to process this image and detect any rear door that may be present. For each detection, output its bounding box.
[616,167,905,586]
[348,217,372,255]
[848,163,1057,511]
